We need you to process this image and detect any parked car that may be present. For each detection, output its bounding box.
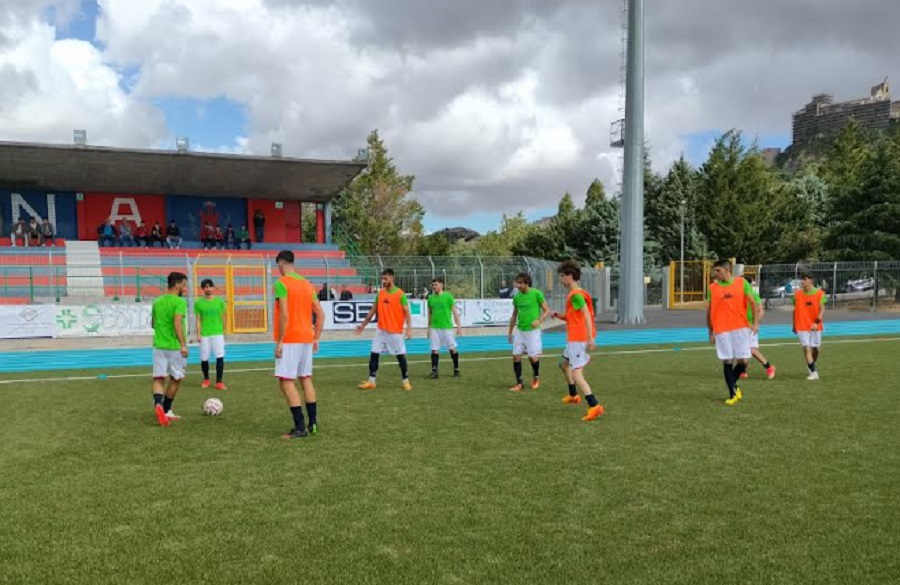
[769,279,802,298]
[845,277,875,292]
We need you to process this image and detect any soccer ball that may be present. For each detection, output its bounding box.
[202,397,224,416]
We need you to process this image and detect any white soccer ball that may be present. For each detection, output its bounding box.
[203,397,224,416]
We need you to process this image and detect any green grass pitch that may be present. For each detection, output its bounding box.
[1,339,899,585]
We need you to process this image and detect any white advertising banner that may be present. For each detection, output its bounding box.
[0,305,57,339]
[320,300,429,330]
[319,299,515,330]
[456,299,514,327]
[55,304,154,338]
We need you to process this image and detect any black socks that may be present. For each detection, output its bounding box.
[369,353,380,378]
[513,361,523,384]
[201,361,210,380]
[215,358,224,382]
[290,406,305,431]
[568,384,577,397]
[397,355,409,379]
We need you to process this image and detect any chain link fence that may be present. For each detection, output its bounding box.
[756,262,900,313]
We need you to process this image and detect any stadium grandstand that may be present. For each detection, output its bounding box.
[0,140,369,311]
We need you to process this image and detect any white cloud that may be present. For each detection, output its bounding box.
[0,5,166,148]
[4,0,900,225]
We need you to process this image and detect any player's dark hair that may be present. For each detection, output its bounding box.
[515,272,532,286]
[558,259,581,281]
[201,278,214,288]
[275,250,294,264]
[713,259,732,271]
[801,273,814,280]
[432,277,444,285]
[382,269,395,277]
[167,272,187,289]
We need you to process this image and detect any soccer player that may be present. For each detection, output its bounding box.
[427,277,462,379]
[741,275,775,380]
[507,272,551,391]
[273,250,325,439]
[151,272,189,426]
[195,278,228,390]
[552,260,604,421]
[355,269,413,391]
[792,273,826,381]
[706,259,759,406]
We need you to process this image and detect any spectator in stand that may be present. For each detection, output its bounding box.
[28,218,41,247]
[166,220,183,249]
[134,221,149,247]
[317,284,334,301]
[214,225,225,249]
[498,280,513,299]
[224,224,237,249]
[11,218,28,247]
[340,284,353,301]
[41,218,55,246]
[201,222,216,249]
[253,209,265,243]
[150,222,163,247]
[98,219,117,247]
[238,225,251,249]
[118,220,135,247]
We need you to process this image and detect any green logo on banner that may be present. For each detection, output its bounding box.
[56,309,77,330]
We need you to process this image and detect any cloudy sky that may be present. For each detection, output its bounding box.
[1,0,898,232]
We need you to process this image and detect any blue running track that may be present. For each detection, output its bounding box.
[1,320,898,374]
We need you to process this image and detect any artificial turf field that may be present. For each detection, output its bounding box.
[1,338,899,585]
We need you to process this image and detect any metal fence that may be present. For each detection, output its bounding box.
[343,255,609,313]
[0,250,620,315]
[756,262,900,312]
[666,260,900,313]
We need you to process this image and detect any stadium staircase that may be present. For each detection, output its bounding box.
[0,242,368,304]
[64,241,105,299]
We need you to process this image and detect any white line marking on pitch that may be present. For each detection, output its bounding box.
[0,336,897,385]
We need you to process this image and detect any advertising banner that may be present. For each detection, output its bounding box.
[55,304,154,338]
[320,300,428,330]
[456,299,514,327]
[0,305,57,339]
[1,191,78,239]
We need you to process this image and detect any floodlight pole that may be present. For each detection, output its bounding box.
[617,0,645,325]
[680,200,686,305]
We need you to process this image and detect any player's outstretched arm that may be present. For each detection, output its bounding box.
[581,304,596,350]
[356,304,376,334]
[533,301,551,329]
[275,296,289,358]
[174,312,188,357]
[403,303,413,340]
[312,299,325,352]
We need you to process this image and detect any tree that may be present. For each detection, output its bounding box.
[823,137,900,260]
[573,179,619,266]
[332,130,424,256]
[695,130,797,263]
[466,212,534,257]
[646,156,699,266]
[416,232,453,256]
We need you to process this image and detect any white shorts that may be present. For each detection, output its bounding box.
[372,329,406,356]
[199,335,226,361]
[430,329,458,352]
[153,348,186,380]
[798,331,822,348]
[563,342,591,370]
[749,331,759,349]
[513,329,542,358]
[714,328,752,361]
[274,343,314,379]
